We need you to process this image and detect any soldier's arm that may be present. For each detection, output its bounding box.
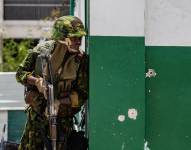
[75,54,89,105]
[16,50,39,85]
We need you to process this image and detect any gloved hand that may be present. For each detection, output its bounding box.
[35,78,47,99]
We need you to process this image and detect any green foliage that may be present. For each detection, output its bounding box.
[2,39,34,72]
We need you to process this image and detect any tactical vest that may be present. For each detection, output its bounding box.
[34,40,81,108]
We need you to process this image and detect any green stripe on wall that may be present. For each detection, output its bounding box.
[70,0,75,15]
[146,46,191,150]
[8,110,26,143]
[88,36,145,150]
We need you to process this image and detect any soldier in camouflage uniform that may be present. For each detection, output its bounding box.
[16,16,88,150]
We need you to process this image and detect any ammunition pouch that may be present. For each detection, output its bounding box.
[70,91,79,108]
[58,90,79,108]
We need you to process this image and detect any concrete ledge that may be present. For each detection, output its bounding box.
[0,72,25,110]
[2,20,54,39]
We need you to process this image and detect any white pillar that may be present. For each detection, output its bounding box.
[74,0,86,51]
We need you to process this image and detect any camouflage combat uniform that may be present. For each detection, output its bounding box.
[16,16,88,150]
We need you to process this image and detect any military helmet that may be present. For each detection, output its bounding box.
[51,16,86,40]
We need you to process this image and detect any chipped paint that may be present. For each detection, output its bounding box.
[121,142,125,150]
[146,69,157,78]
[130,137,134,141]
[118,115,125,122]
[112,133,116,136]
[144,141,151,150]
[128,108,138,120]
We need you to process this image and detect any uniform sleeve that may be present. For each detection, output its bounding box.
[16,50,39,85]
[76,54,89,105]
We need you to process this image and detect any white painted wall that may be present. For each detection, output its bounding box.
[90,0,144,36]
[74,0,86,51]
[145,0,191,46]
[74,0,85,23]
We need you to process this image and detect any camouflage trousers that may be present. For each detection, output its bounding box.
[18,97,74,150]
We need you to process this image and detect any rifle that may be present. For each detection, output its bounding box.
[36,54,57,150]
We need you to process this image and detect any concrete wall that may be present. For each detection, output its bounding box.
[145,0,191,150]
[88,0,145,149]
[145,0,191,46]
[87,0,191,150]
[90,0,144,36]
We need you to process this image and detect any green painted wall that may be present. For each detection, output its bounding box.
[8,110,26,143]
[70,0,75,15]
[89,36,145,150]
[145,46,191,150]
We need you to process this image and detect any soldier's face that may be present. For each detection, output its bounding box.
[70,37,82,50]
